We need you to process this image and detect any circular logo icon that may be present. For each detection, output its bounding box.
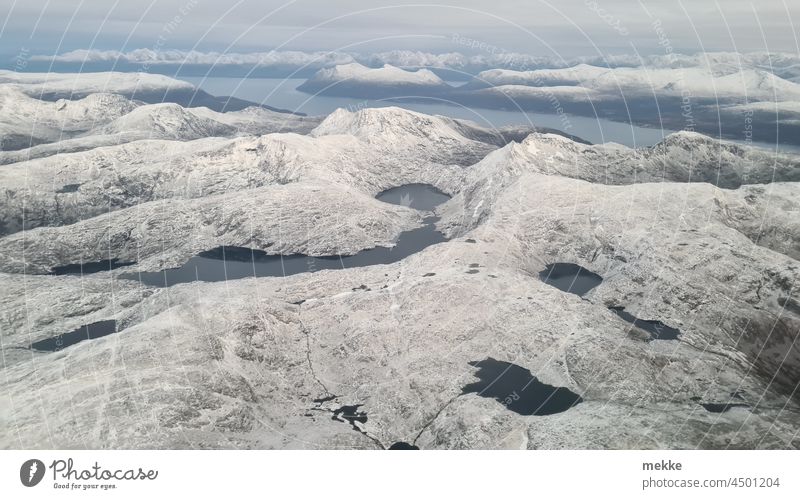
[20,459,45,487]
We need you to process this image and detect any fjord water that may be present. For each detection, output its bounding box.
[183,77,674,147]
[123,184,449,287]
[185,77,800,152]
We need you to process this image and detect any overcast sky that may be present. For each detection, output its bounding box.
[2,0,798,60]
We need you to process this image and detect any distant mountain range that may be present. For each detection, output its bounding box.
[294,59,800,145]
[21,49,800,82]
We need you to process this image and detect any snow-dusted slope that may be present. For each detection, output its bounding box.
[0,70,314,162]
[187,105,321,135]
[467,65,800,102]
[0,86,140,150]
[470,64,612,88]
[0,70,301,114]
[311,62,446,85]
[0,93,321,162]
[591,66,800,101]
[310,106,496,164]
[0,70,193,99]
[440,130,800,233]
[0,107,502,234]
[98,103,238,138]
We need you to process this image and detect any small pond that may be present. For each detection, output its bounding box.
[539,263,603,297]
[375,183,450,211]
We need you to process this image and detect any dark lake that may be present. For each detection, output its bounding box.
[462,357,583,416]
[53,258,135,275]
[700,402,749,413]
[121,184,450,287]
[388,442,420,450]
[332,404,368,431]
[608,306,681,341]
[539,263,603,296]
[31,320,118,352]
[56,183,81,193]
[375,183,450,211]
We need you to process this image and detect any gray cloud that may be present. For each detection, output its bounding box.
[2,0,798,59]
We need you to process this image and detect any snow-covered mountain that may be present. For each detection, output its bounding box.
[468,64,612,88]
[297,63,452,97]
[451,130,800,230]
[98,103,238,138]
[0,69,300,113]
[309,106,496,165]
[0,74,321,161]
[0,86,140,150]
[4,103,798,238]
[466,65,800,102]
[0,106,505,234]
[0,69,194,97]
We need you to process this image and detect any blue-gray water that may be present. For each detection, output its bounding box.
[121,184,449,287]
[183,77,670,147]
[183,76,800,152]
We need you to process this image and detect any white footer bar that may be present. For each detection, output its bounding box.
[1,450,796,498]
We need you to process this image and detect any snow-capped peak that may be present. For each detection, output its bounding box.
[0,70,195,97]
[311,106,468,141]
[305,62,447,86]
